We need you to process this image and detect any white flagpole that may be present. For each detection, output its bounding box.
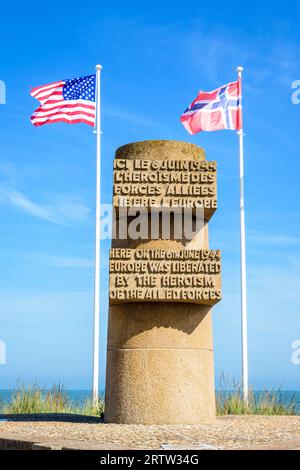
[92,64,102,404]
[237,65,249,403]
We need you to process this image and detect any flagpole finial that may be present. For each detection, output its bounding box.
[237,66,244,73]
[96,64,102,70]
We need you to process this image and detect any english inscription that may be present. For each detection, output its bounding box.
[109,248,222,306]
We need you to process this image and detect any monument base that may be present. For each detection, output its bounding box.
[105,303,216,425]
[105,349,215,425]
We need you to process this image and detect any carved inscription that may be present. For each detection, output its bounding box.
[109,248,222,306]
[113,159,217,219]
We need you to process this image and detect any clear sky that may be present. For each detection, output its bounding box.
[1,1,300,391]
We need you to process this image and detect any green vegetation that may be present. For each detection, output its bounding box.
[216,375,298,415]
[0,383,104,417]
[0,379,298,417]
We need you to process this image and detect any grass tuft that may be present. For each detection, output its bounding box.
[0,382,104,417]
[216,373,298,415]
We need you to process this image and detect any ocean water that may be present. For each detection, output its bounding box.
[0,390,299,413]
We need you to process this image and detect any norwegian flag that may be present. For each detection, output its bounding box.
[180,80,242,134]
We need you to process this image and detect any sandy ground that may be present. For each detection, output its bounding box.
[0,414,300,450]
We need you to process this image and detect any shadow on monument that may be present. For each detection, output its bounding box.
[108,302,211,340]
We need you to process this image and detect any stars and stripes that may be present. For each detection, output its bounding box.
[180,80,242,134]
[30,75,96,127]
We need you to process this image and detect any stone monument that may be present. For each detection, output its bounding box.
[105,140,221,425]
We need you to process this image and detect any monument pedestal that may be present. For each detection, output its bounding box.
[105,140,220,425]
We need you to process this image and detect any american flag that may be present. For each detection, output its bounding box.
[30,75,96,127]
[180,81,242,134]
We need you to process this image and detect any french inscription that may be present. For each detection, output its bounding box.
[113,159,217,219]
[109,248,221,306]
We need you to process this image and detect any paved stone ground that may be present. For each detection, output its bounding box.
[0,414,300,450]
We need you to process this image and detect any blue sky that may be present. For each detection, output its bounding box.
[1,1,300,391]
